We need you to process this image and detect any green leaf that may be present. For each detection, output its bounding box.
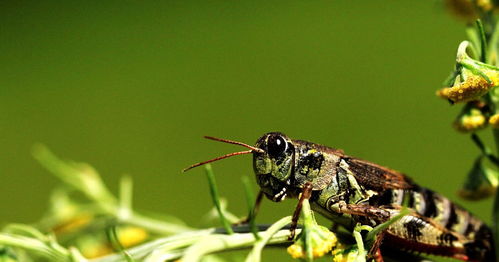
[204,164,233,235]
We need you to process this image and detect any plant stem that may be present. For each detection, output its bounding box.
[492,129,499,261]
[90,223,298,262]
[182,217,293,262]
[121,211,194,235]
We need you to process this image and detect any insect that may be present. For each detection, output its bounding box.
[184,132,495,261]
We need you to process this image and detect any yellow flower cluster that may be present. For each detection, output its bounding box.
[453,108,487,132]
[287,225,338,259]
[437,74,496,103]
[454,111,499,132]
[118,226,149,247]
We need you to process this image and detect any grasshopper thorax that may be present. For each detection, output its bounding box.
[253,132,296,202]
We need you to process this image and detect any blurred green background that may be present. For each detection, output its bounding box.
[0,0,493,260]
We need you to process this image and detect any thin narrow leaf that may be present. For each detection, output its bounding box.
[476,20,487,63]
[204,164,233,234]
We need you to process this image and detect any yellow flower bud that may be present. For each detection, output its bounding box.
[77,226,149,258]
[117,226,149,247]
[437,74,493,103]
[287,243,305,259]
[287,225,337,259]
[477,0,494,11]
[453,108,487,133]
[489,114,499,129]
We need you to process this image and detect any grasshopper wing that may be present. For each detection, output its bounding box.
[344,158,416,190]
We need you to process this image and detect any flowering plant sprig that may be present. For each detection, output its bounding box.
[437,41,499,104]
[0,148,301,262]
[438,3,499,259]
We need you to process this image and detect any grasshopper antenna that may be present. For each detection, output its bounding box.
[203,136,264,153]
[182,150,253,172]
[182,136,264,172]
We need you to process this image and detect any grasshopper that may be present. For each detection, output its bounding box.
[184,132,495,261]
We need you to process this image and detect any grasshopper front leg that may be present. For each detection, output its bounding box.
[288,182,313,240]
[234,190,264,226]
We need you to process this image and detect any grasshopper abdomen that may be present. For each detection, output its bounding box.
[310,151,494,261]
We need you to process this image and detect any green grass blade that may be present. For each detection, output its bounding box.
[204,164,233,234]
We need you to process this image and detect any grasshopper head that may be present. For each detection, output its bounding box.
[253,132,296,201]
[183,132,297,202]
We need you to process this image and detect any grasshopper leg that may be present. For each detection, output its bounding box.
[252,190,264,218]
[369,231,385,262]
[331,202,391,261]
[234,190,264,225]
[333,202,391,221]
[288,182,313,240]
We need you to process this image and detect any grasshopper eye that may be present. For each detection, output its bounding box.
[267,134,287,158]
